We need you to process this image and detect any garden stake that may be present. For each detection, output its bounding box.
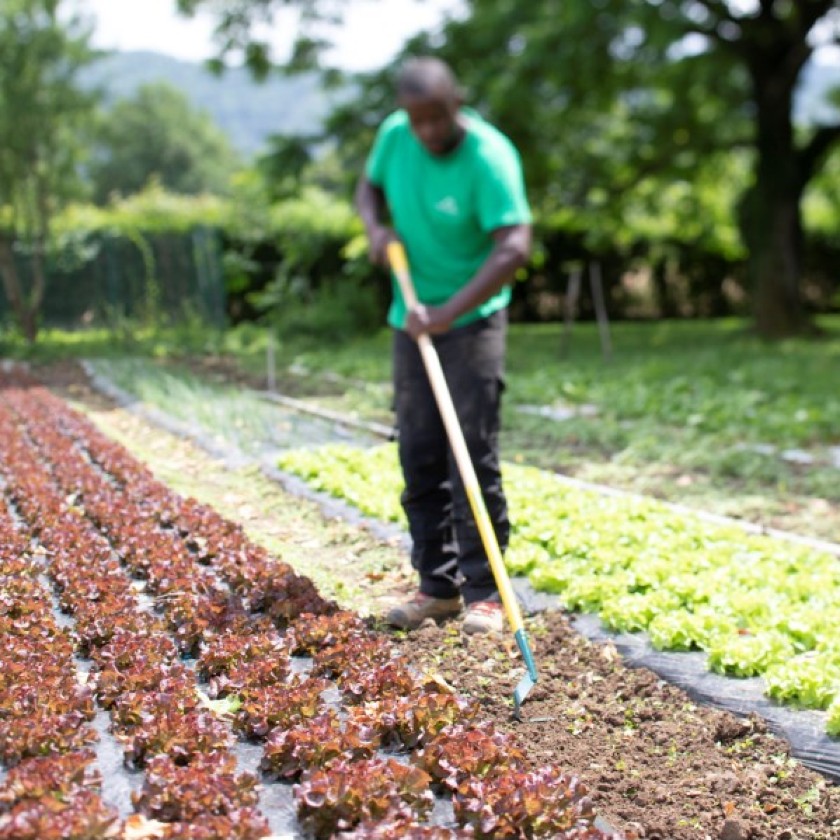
[387,241,538,718]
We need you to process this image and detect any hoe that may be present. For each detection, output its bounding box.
[387,241,538,718]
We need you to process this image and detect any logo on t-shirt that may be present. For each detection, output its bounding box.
[435,196,459,216]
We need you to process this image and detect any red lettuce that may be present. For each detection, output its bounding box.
[295,757,434,838]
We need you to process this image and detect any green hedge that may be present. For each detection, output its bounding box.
[23,182,837,336]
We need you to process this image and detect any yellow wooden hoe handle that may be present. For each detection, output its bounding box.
[385,240,526,637]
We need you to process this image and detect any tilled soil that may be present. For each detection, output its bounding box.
[36,360,840,840]
[394,614,839,839]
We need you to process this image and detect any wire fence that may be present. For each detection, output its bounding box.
[0,227,226,330]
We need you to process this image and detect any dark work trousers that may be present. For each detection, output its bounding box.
[392,309,509,606]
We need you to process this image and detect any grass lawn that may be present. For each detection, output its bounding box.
[5,315,840,540]
[222,316,839,443]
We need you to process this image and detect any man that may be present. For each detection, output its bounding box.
[355,57,532,635]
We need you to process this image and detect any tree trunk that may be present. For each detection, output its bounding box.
[743,177,807,339]
[0,236,38,344]
[651,256,679,319]
[741,40,811,339]
[27,241,46,344]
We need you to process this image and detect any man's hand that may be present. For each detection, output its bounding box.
[405,303,453,341]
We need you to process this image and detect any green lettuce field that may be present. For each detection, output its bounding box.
[278,442,840,734]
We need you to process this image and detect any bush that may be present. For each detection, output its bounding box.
[261,276,385,344]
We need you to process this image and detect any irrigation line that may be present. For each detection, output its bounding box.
[258,390,396,441]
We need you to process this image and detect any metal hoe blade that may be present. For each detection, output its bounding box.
[513,628,539,720]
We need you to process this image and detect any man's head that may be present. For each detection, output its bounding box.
[397,57,464,156]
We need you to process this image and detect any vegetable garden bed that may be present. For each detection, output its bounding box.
[276,443,840,737]
[0,368,615,839]
[7,360,839,838]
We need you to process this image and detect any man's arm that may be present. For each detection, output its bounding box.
[404,223,531,340]
[354,175,393,267]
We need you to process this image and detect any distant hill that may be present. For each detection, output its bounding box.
[81,50,839,160]
[81,51,335,158]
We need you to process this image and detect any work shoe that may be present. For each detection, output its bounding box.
[386,592,462,630]
[462,600,505,635]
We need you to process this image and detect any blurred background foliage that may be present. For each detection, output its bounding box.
[0,0,838,344]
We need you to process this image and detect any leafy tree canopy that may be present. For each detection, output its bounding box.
[89,82,239,203]
[181,0,840,336]
[176,0,348,77]
[0,0,98,341]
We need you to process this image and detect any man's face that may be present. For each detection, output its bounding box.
[401,94,462,156]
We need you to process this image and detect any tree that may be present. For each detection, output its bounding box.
[436,1,840,338]
[176,0,345,77]
[256,133,314,200]
[89,82,239,203]
[182,0,840,338]
[722,2,840,336]
[0,0,98,342]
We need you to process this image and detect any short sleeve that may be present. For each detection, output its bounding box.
[475,142,532,232]
[365,112,402,187]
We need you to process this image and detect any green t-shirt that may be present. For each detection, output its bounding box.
[365,108,531,329]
